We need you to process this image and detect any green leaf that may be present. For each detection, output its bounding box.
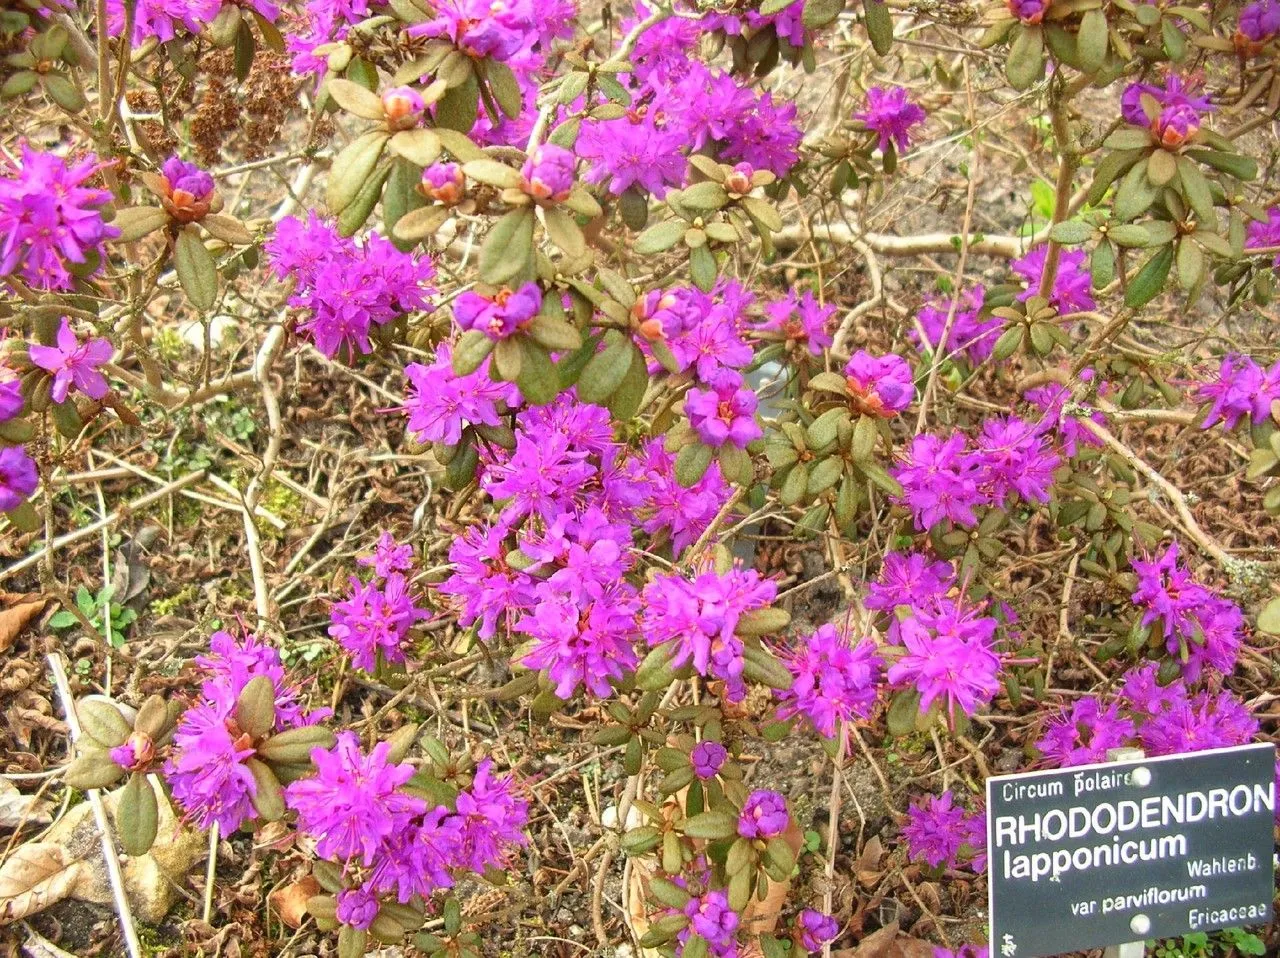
[577,331,634,404]
[863,0,893,53]
[118,773,159,856]
[606,344,649,420]
[325,129,389,216]
[1090,240,1115,288]
[1113,160,1157,222]
[1106,224,1155,248]
[543,206,586,258]
[1175,237,1204,290]
[1183,148,1257,182]
[690,243,717,291]
[1146,148,1177,187]
[1006,26,1044,92]
[738,195,782,232]
[1257,598,1280,634]
[515,341,560,406]
[325,77,385,119]
[389,128,441,167]
[175,228,218,311]
[461,158,522,188]
[48,610,77,628]
[435,73,479,132]
[803,0,845,28]
[1123,245,1173,307]
[683,810,739,841]
[886,688,922,736]
[675,443,714,487]
[42,73,84,112]
[1048,220,1093,245]
[1177,156,1215,227]
[634,217,687,255]
[1087,149,1143,205]
[112,206,170,243]
[1076,8,1108,72]
[485,60,523,118]
[336,161,390,236]
[680,181,729,211]
[478,207,535,284]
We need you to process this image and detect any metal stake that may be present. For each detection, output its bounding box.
[1102,747,1148,958]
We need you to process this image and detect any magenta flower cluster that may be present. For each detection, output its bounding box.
[1194,353,1280,430]
[642,564,777,702]
[1120,75,1211,148]
[760,289,835,355]
[892,416,1060,531]
[266,212,435,358]
[1130,542,1242,678]
[844,350,915,416]
[1012,245,1096,314]
[912,285,999,364]
[869,552,1005,719]
[28,318,112,405]
[403,341,519,445]
[855,86,927,154]
[454,283,541,340]
[1239,0,1280,42]
[328,537,431,673]
[776,624,882,738]
[685,370,762,449]
[901,790,987,872]
[636,280,755,382]
[738,789,789,839]
[166,631,326,834]
[1037,662,1259,766]
[0,145,119,291]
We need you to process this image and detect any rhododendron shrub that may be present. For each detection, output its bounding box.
[4,0,1280,955]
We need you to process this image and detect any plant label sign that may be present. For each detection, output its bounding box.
[986,742,1276,958]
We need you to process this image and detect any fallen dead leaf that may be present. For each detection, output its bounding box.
[269,875,321,929]
[0,780,53,829]
[0,598,47,654]
[23,925,80,958]
[0,842,83,926]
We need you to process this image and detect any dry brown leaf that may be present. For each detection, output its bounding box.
[850,921,899,958]
[269,875,321,929]
[0,842,83,926]
[0,780,53,829]
[23,925,80,958]
[0,599,47,654]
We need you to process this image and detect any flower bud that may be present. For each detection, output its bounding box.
[520,143,575,202]
[159,155,215,223]
[110,731,156,771]
[723,162,753,195]
[421,162,465,204]
[1008,0,1049,23]
[381,86,425,128]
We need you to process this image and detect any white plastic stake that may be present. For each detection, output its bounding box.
[1102,747,1148,958]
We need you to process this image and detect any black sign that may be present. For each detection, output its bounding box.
[986,742,1277,958]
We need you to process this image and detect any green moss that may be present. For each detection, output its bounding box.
[149,583,199,618]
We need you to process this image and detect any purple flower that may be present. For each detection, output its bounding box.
[165,683,259,835]
[110,732,157,772]
[1008,0,1049,23]
[1025,383,1105,458]
[106,0,221,44]
[738,789,788,839]
[1246,206,1280,268]
[892,432,986,530]
[521,144,575,202]
[1012,246,1096,314]
[453,283,542,340]
[866,552,955,614]
[285,732,425,866]
[1121,76,1211,148]
[855,86,927,154]
[1239,0,1280,42]
[329,572,430,673]
[845,350,915,416]
[0,371,22,422]
[336,887,379,930]
[1037,696,1136,767]
[629,438,733,556]
[1138,687,1259,756]
[196,629,322,731]
[912,285,999,364]
[358,531,414,579]
[422,162,466,204]
[682,889,739,953]
[974,414,1060,506]
[902,791,985,870]
[0,446,37,512]
[408,0,541,60]
[777,625,882,738]
[28,318,112,404]
[402,342,518,446]
[642,566,777,701]
[887,616,1001,718]
[761,290,835,355]
[691,741,727,780]
[160,155,215,217]
[578,115,688,197]
[0,146,119,291]
[453,758,528,872]
[684,370,761,448]
[799,909,840,951]
[1131,542,1242,678]
[369,805,463,901]
[1195,354,1280,430]
[439,522,538,640]
[517,583,640,699]
[266,213,435,358]
[381,86,425,128]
